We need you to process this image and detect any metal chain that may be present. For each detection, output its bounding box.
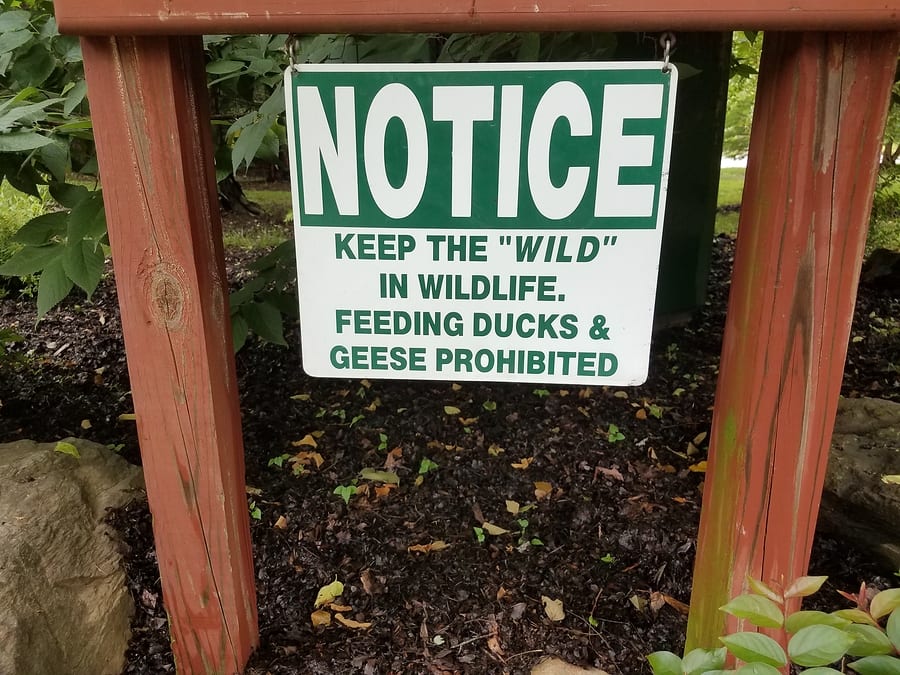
[660,31,676,73]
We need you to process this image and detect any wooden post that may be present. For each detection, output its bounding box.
[686,31,900,650]
[81,36,258,672]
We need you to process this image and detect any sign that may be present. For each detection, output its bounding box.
[285,62,677,384]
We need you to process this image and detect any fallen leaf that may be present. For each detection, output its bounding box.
[291,393,311,401]
[496,586,509,601]
[688,461,707,473]
[578,387,593,399]
[314,580,344,608]
[534,481,553,500]
[511,457,534,470]
[365,398,381,412]
[692,431,708,446]
[310,609,332,627]
[292,434,318,448]
[273,515,288,529]
[359,468,400,484]
[245,485,262,496]
[328,603,353,612]
[360,379,371,389]
[291,451,324,468]
[117,413,136,422]
[54,441,80,458]
[614,390,628,399]
[650,591,666,613]
[635,409,647,420]
[662,593,690,615]
[80,419,92,429]
[658,464,677,474]
[686,442,700,456]
[505,500,520,515]
[595,466,624,481]
[630,594,648,612]
[459,416,478,425]
[414,475,424,487]
[881,474,900,484]
[334,613,372,630]
[488,444,505,456]
[444,405,461,415]
[541,596,565,622]
[672,496,690,504]
[374,484,397,498]
[451,383,462,391]
[360,569,380,595]
[384,447,403,471]
[481,522,510,536]
[486,618,504,656]
[408,540,450,554]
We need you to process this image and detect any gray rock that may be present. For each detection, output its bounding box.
[819,397,900,567]
[0,438,144,675]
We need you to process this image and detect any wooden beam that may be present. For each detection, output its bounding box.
[81,35,258,672]
[55,0,900,35]
[686,31,900,650]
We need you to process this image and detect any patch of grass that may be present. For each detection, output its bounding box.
[868,218,900,252]
[717,167,745,208]
[0,182,48,264]
[222,226,290,250]
[245,189,292,220]
[714,211,740,238]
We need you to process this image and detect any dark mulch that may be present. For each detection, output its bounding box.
[0,224,897,674]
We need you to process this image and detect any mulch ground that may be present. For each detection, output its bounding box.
[1,215,898,674]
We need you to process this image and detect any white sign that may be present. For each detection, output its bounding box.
[285,62,677,384]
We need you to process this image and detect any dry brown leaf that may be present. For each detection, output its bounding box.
[614,390,628,399]
[374,484,397,498]
[649,591,666,613]
[558,389,569,397]
[459,416,478,425]
[672,496,690,504]
[427,440,444,450]
[384,446,403,470]
[578,387,593,399]
[291,451,324,468]
[662,593,690,615]
[541,595,565,622]
[689,461,707,473]
[496,586,509,601]
[360,379,372,389]
[311,609,332,627]
[334,613,372,630]
[451,383,462,391]
[487,444,505,456]
[486,618,504,656]
[511,457,534,470]
[505,500,520,515]
[360,569,381,596]
[635,408,647,420]
[365,397,381,412]
[444,405,461,415]
[686,442,700,456]
[292,434,318,448]
[692,431,708,446]
[481,522,510,536]
[596,466,624,481]
[408,540,450,554]
[534,481,553,501]
[80,419,92,429]
[658,464,677,474]
[290,393,311,401]
[273,515,288,530]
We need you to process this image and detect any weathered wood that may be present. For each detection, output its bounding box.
[54,0,900,36]
[81,35,258,672]
[686,31,900,650]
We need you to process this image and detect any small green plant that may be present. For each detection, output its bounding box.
[648,576,900,675]
[418,457,438,475]
[0,327,22,362]
[248,500,262,520]
[473,526,485,544]
[483,399,497,411]
[607,424,625,443]
[533,388,550,398]
[600,553,616,564]
[267,453,291,468]
[333,484,358,505]
[515,517,543,547]
[377,433,388,451]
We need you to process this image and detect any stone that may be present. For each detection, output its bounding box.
[819,397,900,567]
[0,438,144,675]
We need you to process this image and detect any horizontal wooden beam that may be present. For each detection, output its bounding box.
[55,0,900,36]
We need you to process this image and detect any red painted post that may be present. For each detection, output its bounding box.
[81,36,258,672]
[687,31,900,650]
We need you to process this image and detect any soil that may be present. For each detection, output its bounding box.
[0,204,897,675]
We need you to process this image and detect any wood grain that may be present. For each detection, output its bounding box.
[55,0,900,35]
[686,31,900,651]
[81,35,258,672]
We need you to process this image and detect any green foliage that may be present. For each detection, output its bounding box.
[333,484,358,505]
[648,577,900,675]
[722,32,760,159]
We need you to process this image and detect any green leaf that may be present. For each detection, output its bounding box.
[418,458,438,475]
[788,625,855,667]
[49,182,89,208]
[358,468,399,484]
[63,79,88,115]
[798,669,844,675]
[12,211,68,245]
[747,577,783,604]
[0,98,63,133]
[0,242,62,276]
[848,655,900,675]
[785,576,828,599]
[785,610,851,634]
[231,115,274,172]
[0,129,52,151]
[37,257,74,317]
[870,589,900,620]
[0,10,32,32]
[720,594,785,628]
[0,29,32,56]
[62,239,104,297]
[241,300,286,345]
[735,664,781,675]
[206,59,244,74]
[39,140,68,183]
[719,632,787,668]
[11,43,55,87]
[682,646,727,675]
[845,624,895,657]
[67,192,106,241]
[887,609,899,652]
[835,609,881,627]
[231,313,249,352]
[646,651,683,675]
[333,485,356,505]
[54,441,80,458]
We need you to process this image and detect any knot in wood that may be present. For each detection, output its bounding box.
[150,268,185,329]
